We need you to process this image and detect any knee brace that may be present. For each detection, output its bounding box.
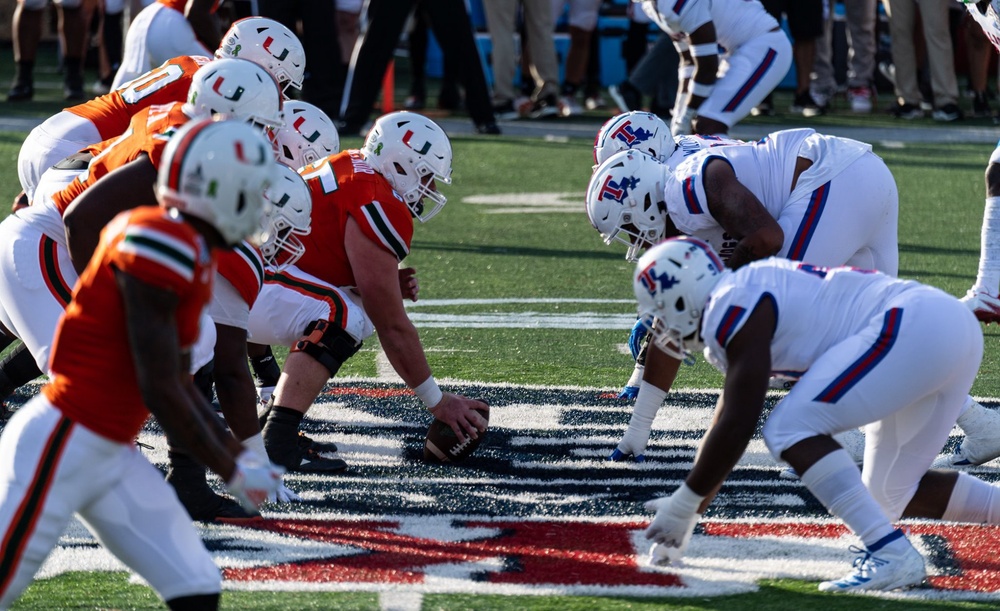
[291,320,362,377]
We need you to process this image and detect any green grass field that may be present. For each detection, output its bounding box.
[3,86,1000,608]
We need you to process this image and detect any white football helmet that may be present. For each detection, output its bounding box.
[594,111,675,167]
[261,163,312,269]
[633,236,729,360]
[157,118,276,246]
[186,58,284,130]
[273,101,340,170]
[216,17,306,93]
[586,149,670,262]
[361,111,453,222]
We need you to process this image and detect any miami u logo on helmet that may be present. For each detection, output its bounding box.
[262,36,289,61]
[293,116,320,143]
[211,76,245,101]
[402,130,432,155]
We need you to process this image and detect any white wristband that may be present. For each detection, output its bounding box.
[689,43,718,58]
[241,433,267,462]
[414,376,443,409]
[672,482,706,515]
[690,82,715,98]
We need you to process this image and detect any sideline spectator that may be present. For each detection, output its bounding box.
[483,0,562,120]
[7,0,86,101]
[812,0,878,114]
[340,0,499,135]
[881,0,962,121]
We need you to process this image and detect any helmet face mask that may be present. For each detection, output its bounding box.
[594,111,676,168]
[187,58,284,131]
[157,119,277,246]
[361,111,453,222]
[260,164,312,269]
[587,149,669,261]
[633,237,728,361]
[216,17,306,94]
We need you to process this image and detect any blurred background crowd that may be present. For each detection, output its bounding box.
[0,0,996,135]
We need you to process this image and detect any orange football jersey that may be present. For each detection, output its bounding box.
[44,206,215,443]
[65,55,210,141]
[51,102,193,217]
[216,241,264,308]
[295,150,414,287]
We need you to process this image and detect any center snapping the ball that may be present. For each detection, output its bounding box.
[423,401,489,463]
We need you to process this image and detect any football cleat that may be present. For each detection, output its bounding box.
[961,288,1000,324]
[818,530,925,593]
[608,448,646,462]
[944,401,1000,466]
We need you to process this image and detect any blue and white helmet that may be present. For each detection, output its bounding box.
[594,111,675,168]
[633,236,729,360]
[586,149,670,262]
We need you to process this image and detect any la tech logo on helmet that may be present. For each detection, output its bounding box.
[637,261,678,297]
[610,120,654,146]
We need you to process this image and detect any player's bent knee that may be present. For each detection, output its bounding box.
[291,319,362,376]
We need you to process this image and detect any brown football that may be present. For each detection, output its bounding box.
[423,403,489,463]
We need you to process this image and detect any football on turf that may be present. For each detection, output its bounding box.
[423,403,489,463]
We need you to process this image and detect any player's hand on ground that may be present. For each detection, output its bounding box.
[608,425,650,462]
[398,267,419,302]
[270,476,302,503]
[428,393,489,443]
[643,488,702,566]
[617,385,640,401]
[227,450,285,512]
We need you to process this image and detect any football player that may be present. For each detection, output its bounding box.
[636,0,792,137]
[0,57,285,520]
[593,110,743,399]
[634,237,1000,593]
[0,118,283,609]
[960,2,1000,323]
[247,111,489,473]
[588,127,1000,466]
[16,16,304,205]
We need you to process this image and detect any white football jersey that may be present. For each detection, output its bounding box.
[665,133,745,171]
[641,0,779,51]
[663,128,872,257]
[967,1,1000,52]
[700,258,924,378]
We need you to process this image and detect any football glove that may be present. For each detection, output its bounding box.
[644,484,704,566]
[670,107,696,137]
[608,424,650,462]
[628,317,650,360]
[271,477,302,503]
[226,450,285,512]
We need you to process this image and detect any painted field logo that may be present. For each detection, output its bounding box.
[23,382,1000,600]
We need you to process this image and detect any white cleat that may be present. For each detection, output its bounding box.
[818,530,926,593]
[948,401,1000,466]
[961,289,1000,324]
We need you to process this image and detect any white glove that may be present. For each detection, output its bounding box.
[226,450,284,512]
[610,424,652,462]
[670,107,696,137]
[643,484,704,566]
[270,477,302,503]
